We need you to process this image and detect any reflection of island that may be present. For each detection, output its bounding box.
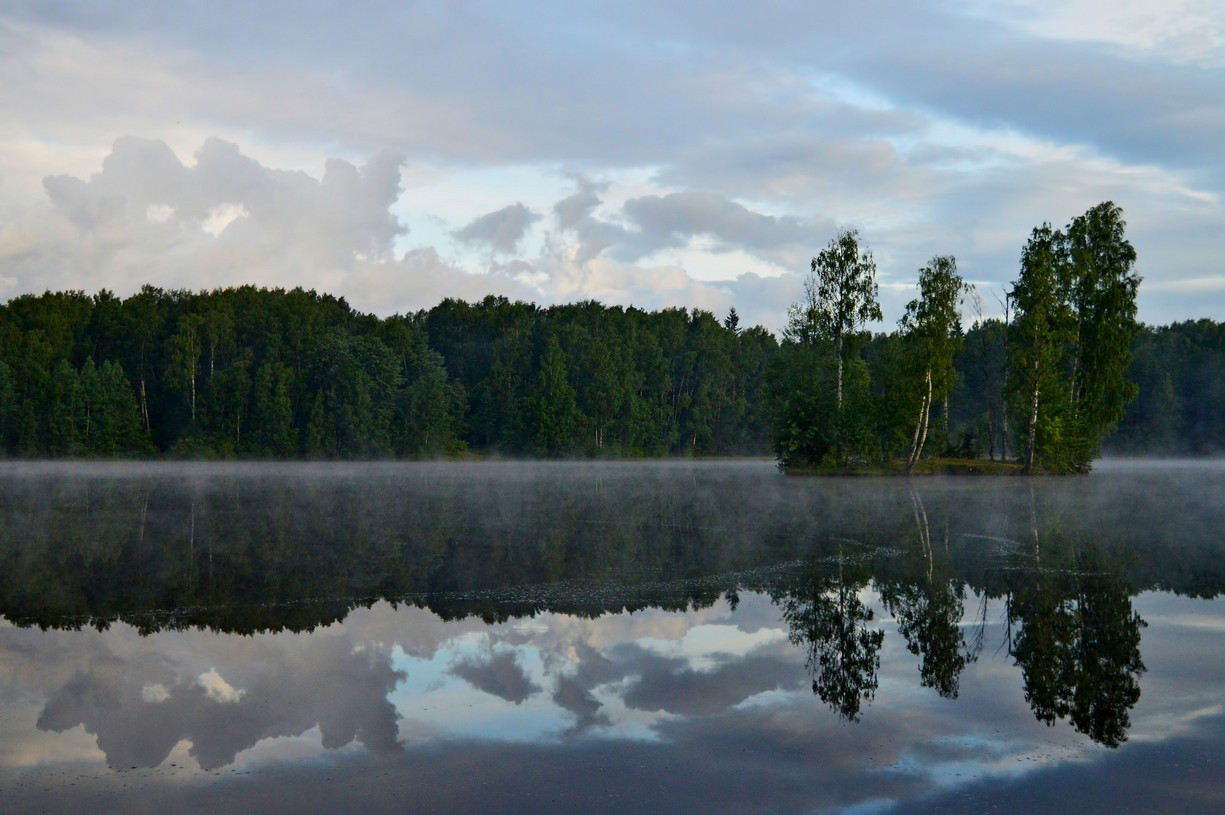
[0,463,1208,749]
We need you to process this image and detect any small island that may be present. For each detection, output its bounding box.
[773,201,1140,475]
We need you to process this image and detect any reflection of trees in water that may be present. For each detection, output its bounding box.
[0,465,1189,746]
[775,550,884,721]
[878,485,977,699]
[1006,545,1146,748]
[881,579,974,700]
[995,485,1146,747]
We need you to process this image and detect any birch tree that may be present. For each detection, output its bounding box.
[899,256,967,472]
[1007,203,1141,473]
[784,229,882,462]
[1065,202,1141,460]
[1006,225,1072,473]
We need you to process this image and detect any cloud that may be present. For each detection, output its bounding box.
[0,136,407,297]
[615,191,812,262]
[454,203,540,255]
[551,675,611,733]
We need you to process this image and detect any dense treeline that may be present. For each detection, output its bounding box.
[1109,319,1225,454]
[0,286,466,458]
[0,284,1219,462]
[425,298,775,455]
[870,317,1225,460]
[0,286,774,458]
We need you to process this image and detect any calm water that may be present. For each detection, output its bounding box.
[1,460,1222,813]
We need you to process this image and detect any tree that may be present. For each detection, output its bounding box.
[1007,225,1075,473]
[1065,202,1141,458]
[723,307,741,334]
[522,337,584,456]
[899,256,967,471]
[1006,203,1140,473]
[166,313,204,426]
[781,229,882,464]
[776,565,885,721]
[954,301,1008,461]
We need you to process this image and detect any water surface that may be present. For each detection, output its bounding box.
[1,460,1222,813]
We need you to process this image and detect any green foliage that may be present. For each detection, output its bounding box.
[899,256,968,469]
[775,229,883,468]
[768,343,838,468]
[522,337,584,456]
[1005,203,1141,473]
[0,286,767,460]
[951,318,1008,461]
[1110,320,1225,454]
[785,228,882,352]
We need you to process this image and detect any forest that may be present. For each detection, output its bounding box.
[0,207,1220,462]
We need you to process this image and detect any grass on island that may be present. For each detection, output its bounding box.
[783,457,1025,477]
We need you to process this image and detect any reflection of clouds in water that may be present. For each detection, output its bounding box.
[612,642,803,717]
[464,593,799,732]
[448,649,541,704]
[31,630,404,770]
[552,674,610,734]
[4,587,1224,812]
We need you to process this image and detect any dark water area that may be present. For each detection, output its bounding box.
[1,460,1223,813]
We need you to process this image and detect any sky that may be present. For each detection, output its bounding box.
[1,0,1222,332]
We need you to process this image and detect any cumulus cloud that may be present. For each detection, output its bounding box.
[615,644,803,717]
[0,0,1220,332]
[0,136,406,295]
[0,138,811,331]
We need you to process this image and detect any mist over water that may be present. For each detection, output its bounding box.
[1,460,1222,813]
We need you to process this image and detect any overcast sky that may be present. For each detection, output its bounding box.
[1,0,1222,331]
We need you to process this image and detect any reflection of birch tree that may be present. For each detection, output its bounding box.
[776,551,884,721]
[879,485,975,699]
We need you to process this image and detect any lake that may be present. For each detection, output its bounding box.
[1,460,1222,813]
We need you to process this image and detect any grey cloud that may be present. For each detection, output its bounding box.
[6,2,1223,181]
[1,0,1220,326]
[449,649,540,705]
[551,187,626,265]
[549,642,620,732]
[654,134,921,210]
[553,183,604,232]
[543,635,803,724]
[346,247,537,318]
[549,183,818,276]
[615,191,812,262]
[454,203,539,255]
[851,33,1225,171]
